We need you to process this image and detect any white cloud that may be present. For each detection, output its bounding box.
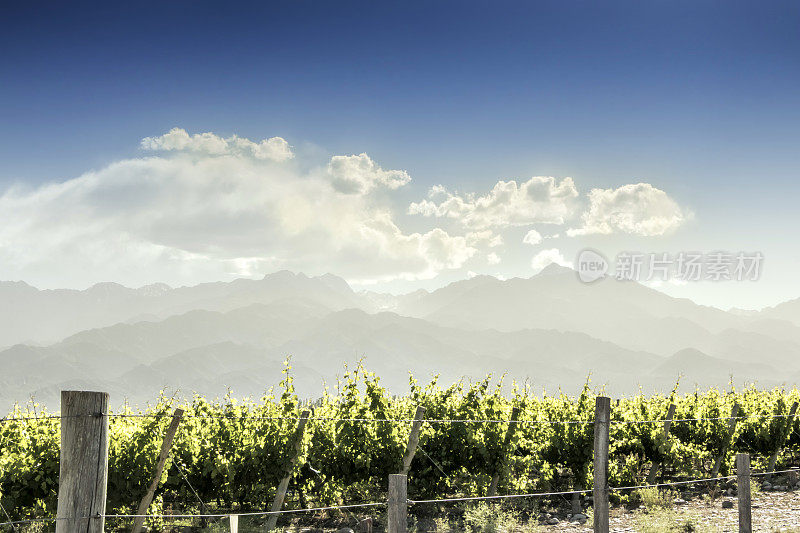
[1,130,692,291]
[0,130,472,288]
[567,183,686,237]
[408,176,579,229]
[357,212,476,276]
[531,248,573,271]
[466,230,503,248]
[522,229,543,246]
[328,153,411,195]
[141,127,294,162]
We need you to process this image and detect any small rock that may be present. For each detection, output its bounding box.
[722,501,734,509]
[673,498,688,505]
[336,529,355,533]
[570,513,588,524]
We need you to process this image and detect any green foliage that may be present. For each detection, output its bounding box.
[634,487,677,510]
[461,502,536,533]
[3,367,800,528]
[633,508,711,533]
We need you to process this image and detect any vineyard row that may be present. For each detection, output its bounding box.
[3,366,800,529]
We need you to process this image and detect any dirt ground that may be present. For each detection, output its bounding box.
[539,490,800,532]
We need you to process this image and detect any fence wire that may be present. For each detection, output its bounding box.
[2,411,798,425]
[4,467,798,528]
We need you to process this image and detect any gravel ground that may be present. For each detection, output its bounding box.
[539,490,800,532]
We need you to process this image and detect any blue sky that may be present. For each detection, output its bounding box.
[1,1,799,309]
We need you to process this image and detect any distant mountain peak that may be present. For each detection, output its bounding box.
[137,283,172,296]
[671,347,711,360]
[262,270,297,281]
[317,273,354,294]
[0,280,36,291]
[536,262,574,276]
[87,282,128,294]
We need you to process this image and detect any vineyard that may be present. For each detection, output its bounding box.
[2,363,800,531]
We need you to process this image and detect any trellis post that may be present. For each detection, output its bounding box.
[401,406,426,475]
[132,408,184,533]
[388,474,407,533]
[265,409,311,531]
[737,453,752,533]
[55,391,109,533]
[593,396,611,533]
[711,403,740,479]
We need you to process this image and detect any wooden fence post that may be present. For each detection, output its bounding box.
[56,391,109,533]
[712,403,741,479]
[487,406,520,497]
[711,403,740,479]
[229,514,239,533]
[767,401,799,481]
[646,403,676,485]
[132,407,184,533]
[265,410,311,531]
[593,397,611,533]
[401,406,426,475]
[388,474,407,533]
[736,453,751,533]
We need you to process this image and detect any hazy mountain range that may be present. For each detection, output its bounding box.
[3,265,800,411]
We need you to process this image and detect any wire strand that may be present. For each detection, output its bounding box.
[7,468,797,527]
[3,411,797,425]
[103,502,385,519]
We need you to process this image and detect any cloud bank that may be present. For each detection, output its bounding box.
[567,183,686,236]
[408,177,579,228]
[0,129,473,288]
[0,128,689,289]
[328,153,411,194]
[141,127,294,161]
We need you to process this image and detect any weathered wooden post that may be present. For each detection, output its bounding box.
[229,514,239,533]
[593,396,611,533]
[56,391,109,533]
[647,403,677,485]
[711,403,741,479]
[401,406,426,475]
[265,410,311,531]
[736,453,752,533]
[388,474,407,533]
[132,407,184,533]
[487,406,520,497]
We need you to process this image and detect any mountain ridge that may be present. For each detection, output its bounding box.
[3,267,799,410]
